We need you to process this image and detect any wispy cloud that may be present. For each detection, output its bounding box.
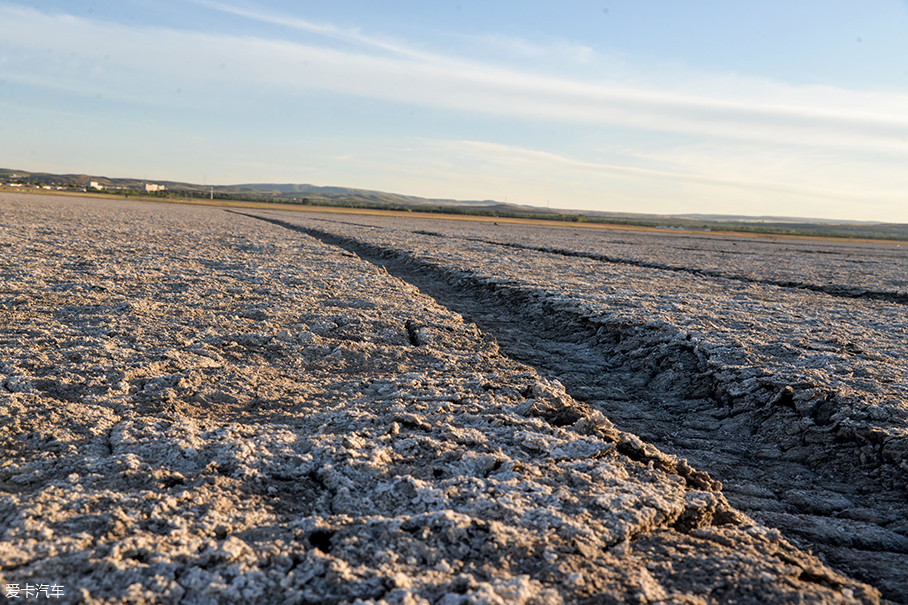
[4,2,907,154]
[2,2,907,221]
[428,139,906,204]
[188,0,436,60]
[172,2,908,152]
[467,33,595,64]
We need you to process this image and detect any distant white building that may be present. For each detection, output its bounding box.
[145,183,166,192]
[86,181,103,190]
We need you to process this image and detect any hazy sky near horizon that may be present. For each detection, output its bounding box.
[2,1,907,221]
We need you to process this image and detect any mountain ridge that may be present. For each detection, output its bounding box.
[3,167,906,240]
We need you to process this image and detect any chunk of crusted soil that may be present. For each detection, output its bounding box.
[0,194,883,604]
[243,209,908,602]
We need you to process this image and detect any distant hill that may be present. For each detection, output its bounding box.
[3,167,906,241]
[234,182,515,209]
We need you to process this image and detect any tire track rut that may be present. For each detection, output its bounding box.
[271,214,908,304]
[237,210,908,603]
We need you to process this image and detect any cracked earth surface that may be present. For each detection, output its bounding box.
[0,194,903,604]
[242,209,908,603]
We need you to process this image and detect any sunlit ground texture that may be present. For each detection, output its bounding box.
[1,193,903,604]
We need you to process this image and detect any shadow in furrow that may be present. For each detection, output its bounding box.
[308,215,908,305]
[232,210,908,603]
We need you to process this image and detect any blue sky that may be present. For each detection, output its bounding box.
[1,1,907,221]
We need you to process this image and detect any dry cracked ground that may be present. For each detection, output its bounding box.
[0,194,905,604]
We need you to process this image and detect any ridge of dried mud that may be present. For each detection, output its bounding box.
[239,210,908,603]
[0,194,896,604]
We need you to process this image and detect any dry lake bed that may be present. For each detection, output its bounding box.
[1,193,906,604]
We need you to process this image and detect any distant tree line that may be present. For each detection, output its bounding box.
[7,177,906,241]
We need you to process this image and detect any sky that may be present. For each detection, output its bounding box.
[1,1,907,222]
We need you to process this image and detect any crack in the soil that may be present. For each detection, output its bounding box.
[293,215,908,304]
[444,235,908,305]
[233,210,908,603]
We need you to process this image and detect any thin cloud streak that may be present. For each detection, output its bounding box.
[187,2,908,147]
[335,139,904,221]
[188,0,436,60]
[2,3,907,221]
[4,4,908,153]
[430,140,904,205]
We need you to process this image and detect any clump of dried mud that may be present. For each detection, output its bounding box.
[245,209,908,601]
[0,194,888,604]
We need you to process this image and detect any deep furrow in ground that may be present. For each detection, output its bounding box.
[417,232,908,305]
[6,196,899,604]
[307,215,908,305]
[238,212,908,603]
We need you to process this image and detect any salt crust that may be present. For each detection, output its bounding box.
[0,195,881,604]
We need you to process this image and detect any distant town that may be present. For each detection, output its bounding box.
[3,173,166,193]
[2,167,906,242]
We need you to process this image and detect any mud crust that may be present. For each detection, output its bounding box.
[240,211,908,603]
[0,195,898,604]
